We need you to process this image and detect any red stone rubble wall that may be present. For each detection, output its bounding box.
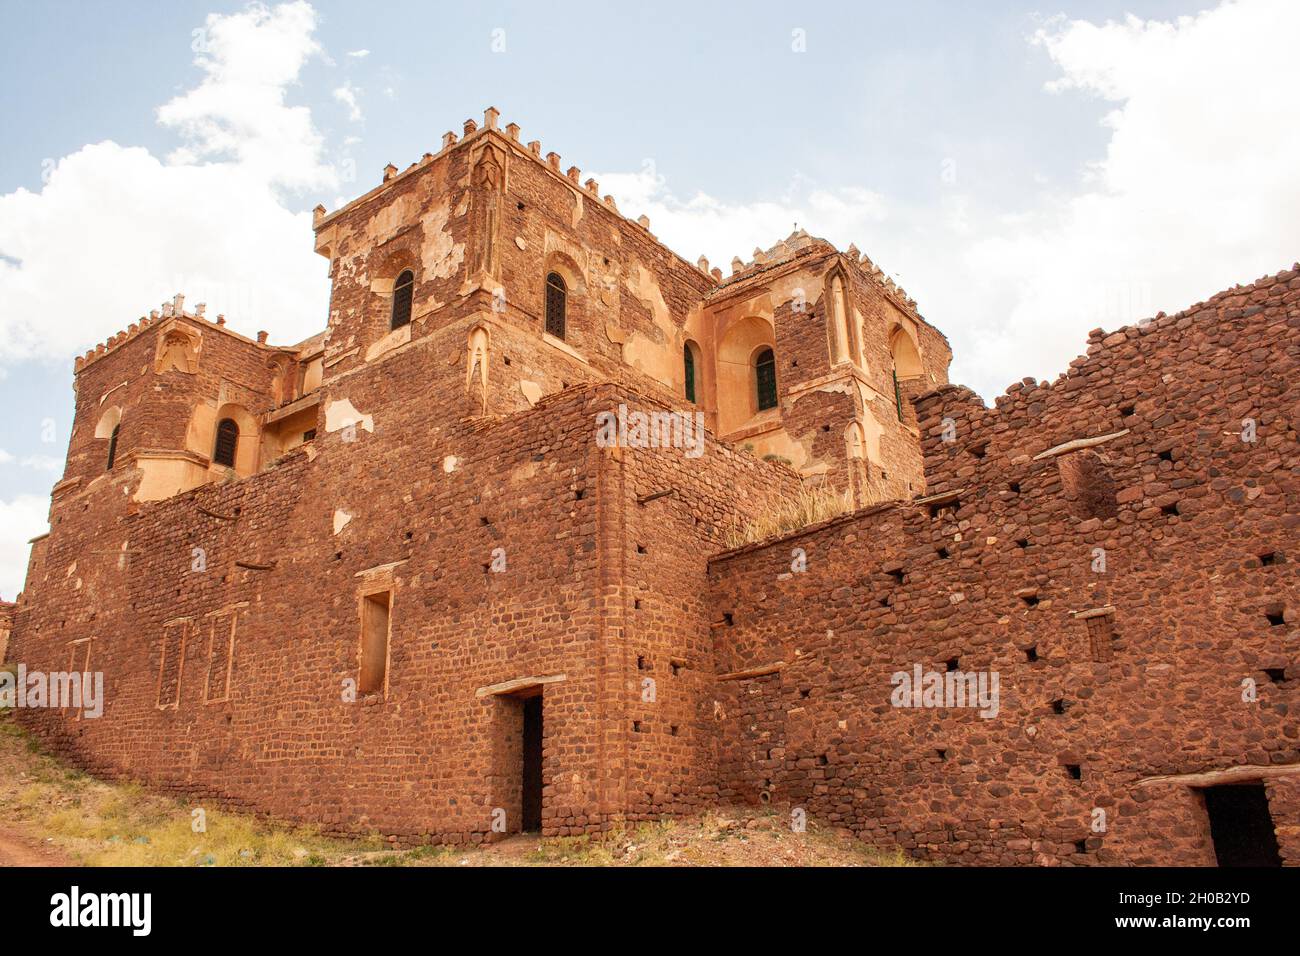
[707,266,1300,864]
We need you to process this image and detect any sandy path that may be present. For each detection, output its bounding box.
[0,825,72,866]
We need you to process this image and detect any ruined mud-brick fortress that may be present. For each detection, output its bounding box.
[7,108,1299,865]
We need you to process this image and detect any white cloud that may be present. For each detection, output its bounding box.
[596,0,1300,400]
[346,49,370,58]
[591,164,889,272]
[0,1,333,365]
[159,1,334,191]
[0,494,48,601]
[333,82,363,122]
[950,0,1300,397]
[18,454,61,473]
[0,449,60,472]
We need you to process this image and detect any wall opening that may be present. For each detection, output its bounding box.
[521,693,543,832]
[1201,784,1282,867]
[106,424,120,470]
[1057,449,1118,520]
[359,590,391,695]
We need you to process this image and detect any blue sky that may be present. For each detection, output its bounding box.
[2,0,1298,598]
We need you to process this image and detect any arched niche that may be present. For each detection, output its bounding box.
[267,354,297,407]
[543,251,586,295]
[94,405,122,439]
[153,321,201,374]
[890,325,924,380]
[466,325,490,395]
[824,263,861,368]
[717,315,777,434]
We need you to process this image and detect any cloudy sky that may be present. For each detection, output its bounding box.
[1,0,1297,598]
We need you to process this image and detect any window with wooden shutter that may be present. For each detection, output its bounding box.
[684,342,698,403]
[545,272,566,339]
[213,418,238,468]
[390,270,414,329]
[755,348,778,411]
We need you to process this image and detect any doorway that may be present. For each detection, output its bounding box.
[521,694,543,832]
[1201,783,1281,867]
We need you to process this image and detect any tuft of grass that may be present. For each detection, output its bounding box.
[527,834,619,866]
[0,718,375,866]
[722,485,854,550]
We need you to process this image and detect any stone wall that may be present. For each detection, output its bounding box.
[11,367,797,843]
[707,265,1300,864]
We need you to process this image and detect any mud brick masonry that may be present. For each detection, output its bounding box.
[6,108,1298,865]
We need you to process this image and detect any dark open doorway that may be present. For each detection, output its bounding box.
[1201,783,1282,867]
[521,695,543,832]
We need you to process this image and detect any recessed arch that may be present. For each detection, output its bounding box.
[844,421,866,460]
[542,251,585,294]
[466,324,491,396]
[717,315,777,434]
[890,325,923,379]
[94,405,122,440]
[824,263,860,367]
[153,321,201,374]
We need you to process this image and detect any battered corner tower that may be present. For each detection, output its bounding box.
[7,106,1297,866]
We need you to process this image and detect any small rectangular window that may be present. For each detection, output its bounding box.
[359,591,392,695]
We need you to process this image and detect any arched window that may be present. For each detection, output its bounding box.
[390,270,414,330]
[106,424,120,470]
[683,342,699,403]
[213,418,239,468]
[545,272,566,339]
[754,348,778,411]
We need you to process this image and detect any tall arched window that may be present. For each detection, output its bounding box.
[755,348,778,411]
[213,418,239,468]
[683,342,699,403]
[390,270,414,330]
[106,424,120,470]
[545,272,566,339]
